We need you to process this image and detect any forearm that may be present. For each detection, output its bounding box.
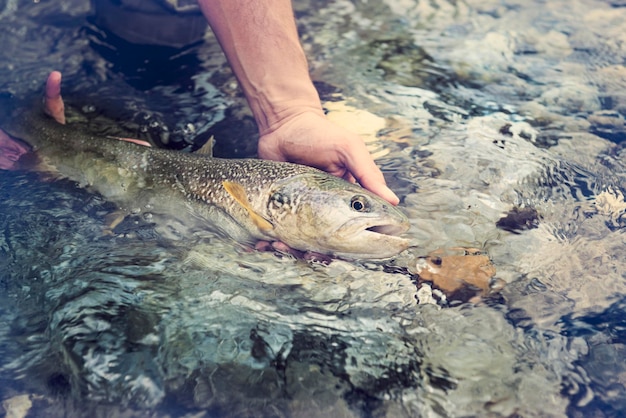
[198,0,323,134]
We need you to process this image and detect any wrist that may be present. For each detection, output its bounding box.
[247,79,325,136]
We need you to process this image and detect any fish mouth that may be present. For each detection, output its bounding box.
[365,223,409,237]
[361,220,411,247]
[334,216,411,258]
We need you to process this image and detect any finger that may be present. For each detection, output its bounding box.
[271,241,305,259]
[342,172,356,184]
[45,71,62,100]
[344,146,400,206]
[44,71,66,124]
[254,240,273,252]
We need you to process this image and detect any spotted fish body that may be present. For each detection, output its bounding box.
[4,106,410,259]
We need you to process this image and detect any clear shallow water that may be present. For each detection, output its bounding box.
[1,0,626,417]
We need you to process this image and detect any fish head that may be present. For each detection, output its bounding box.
[263,172,410,259]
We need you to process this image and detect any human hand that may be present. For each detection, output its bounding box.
[0,128,30,170]
[257,110,400,205]
[0,71,62,171]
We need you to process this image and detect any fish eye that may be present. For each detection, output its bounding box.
[350,195,370,212]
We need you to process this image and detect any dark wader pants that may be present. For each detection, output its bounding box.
[92,0,207,49]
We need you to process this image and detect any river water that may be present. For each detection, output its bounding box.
[1,0,626,417]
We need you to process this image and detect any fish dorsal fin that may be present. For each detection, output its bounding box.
[196,136,215,156]
[222,180,274,232]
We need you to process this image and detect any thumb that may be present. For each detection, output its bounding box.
[44,71,66,125]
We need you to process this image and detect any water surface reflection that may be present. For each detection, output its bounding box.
[1,0,626,417]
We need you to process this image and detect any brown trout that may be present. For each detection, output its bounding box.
[3,104,410,259]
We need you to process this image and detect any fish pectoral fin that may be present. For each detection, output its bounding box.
[222,181,274,232]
